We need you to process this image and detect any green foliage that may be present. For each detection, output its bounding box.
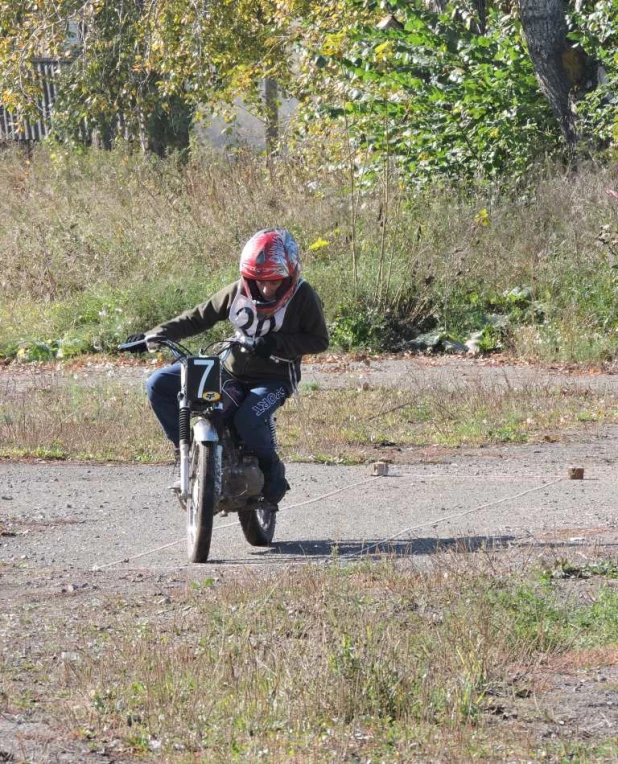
[476,324,504,353]
[329,301,414,351]
[298,4,559,185]
[0,279,227,360]
[429,282,539,350]
[0,0,615,178]
[540,558,618,583]
[293,0,618,185]
[329,302,387,351]
[15,340,56,363]
[568,0,618,154]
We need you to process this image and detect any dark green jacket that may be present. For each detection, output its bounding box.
[150,279,329,387]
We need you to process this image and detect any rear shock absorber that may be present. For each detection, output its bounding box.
[179,406,191,445]
[268,414,279,450]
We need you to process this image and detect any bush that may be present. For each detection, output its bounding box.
[329,301,420,352]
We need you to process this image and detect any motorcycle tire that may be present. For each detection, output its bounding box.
[186,442,220,563]
[238,504,277,547]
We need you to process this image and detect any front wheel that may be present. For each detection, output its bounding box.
[187,442,220,563]
[239,504,277,547]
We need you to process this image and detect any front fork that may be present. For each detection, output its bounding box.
[178,395,192,500]
[178,392,222,500]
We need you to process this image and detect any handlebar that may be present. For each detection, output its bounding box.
[117,336,192,361]
[117,334,262,362]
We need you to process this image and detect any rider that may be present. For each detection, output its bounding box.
[126,228,329,505]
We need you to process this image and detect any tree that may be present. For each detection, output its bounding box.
[0,0,309,154]
[517,0,578,148]
[0,0,614,166]
[0,0,192,153]
[292,2,560,183]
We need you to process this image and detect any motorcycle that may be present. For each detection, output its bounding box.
[118,335,279,563]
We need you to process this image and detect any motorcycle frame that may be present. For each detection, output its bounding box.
[178,354,223,501]
[119,334,283,505]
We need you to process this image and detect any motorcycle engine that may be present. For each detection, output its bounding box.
[220,442,264,512]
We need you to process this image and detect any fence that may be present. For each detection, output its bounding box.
[0,59,59,142]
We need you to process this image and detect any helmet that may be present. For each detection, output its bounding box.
[239,228,300,316]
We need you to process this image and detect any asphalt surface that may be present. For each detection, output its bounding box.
[2,427,617,577]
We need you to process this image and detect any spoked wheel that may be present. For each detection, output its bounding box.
[186,442,221,563]
[238,503,277,547]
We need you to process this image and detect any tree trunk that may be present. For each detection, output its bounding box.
[473,0,486,35]
[264,78,279,159]
[518,0,577,148]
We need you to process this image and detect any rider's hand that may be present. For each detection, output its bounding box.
[253,334,277,359]
[123,333,146,352]
[145,333,166,353]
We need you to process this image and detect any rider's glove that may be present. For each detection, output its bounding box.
[254,334,277,359]
[124,333,146,352]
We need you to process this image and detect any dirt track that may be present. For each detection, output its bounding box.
[2,432,618,577]
[3,353,618,575]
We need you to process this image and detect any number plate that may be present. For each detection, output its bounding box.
[184,356,221,402]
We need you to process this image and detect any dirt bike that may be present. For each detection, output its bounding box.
[118,335,279,563]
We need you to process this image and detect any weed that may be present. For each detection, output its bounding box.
[329,302,415,352]
[541,558,618,582]
[5,559,618,759]
[3,147,618,360]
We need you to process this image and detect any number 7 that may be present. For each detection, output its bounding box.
[195,359,215,398]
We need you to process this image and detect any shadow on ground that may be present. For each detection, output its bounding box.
[258,534,517,559]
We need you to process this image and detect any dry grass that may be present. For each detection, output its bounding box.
[0,376,170,462]
[283,382,618,462]
[1,375,617,463]
[2,555,618,760]
[3,146,618,363]
[0,145,344,304]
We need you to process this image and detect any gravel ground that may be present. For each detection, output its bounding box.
[1,431,618,575]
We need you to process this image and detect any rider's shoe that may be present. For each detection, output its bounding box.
[261,458,289,504]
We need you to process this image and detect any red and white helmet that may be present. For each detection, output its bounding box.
[239,228,301,315]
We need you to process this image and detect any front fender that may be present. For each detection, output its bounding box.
[193,419,219,443]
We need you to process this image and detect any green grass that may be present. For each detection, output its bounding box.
[540,558,618,582]
[3,558,618,759]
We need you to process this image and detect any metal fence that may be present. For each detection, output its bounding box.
[0,59,59,142]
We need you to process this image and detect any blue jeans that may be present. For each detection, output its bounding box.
[145,362,288,463]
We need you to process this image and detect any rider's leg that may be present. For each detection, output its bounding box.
[145,362,182,447]
[220,372,247,430]
[232,382,290,503]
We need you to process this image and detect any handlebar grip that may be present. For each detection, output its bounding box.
[118,338,154,353]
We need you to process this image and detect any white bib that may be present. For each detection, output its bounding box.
[229,283,300,338]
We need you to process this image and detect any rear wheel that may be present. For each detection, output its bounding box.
[239,504,277,547]
[186,442,220,563]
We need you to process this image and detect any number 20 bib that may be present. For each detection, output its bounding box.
[229,283,301,338]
